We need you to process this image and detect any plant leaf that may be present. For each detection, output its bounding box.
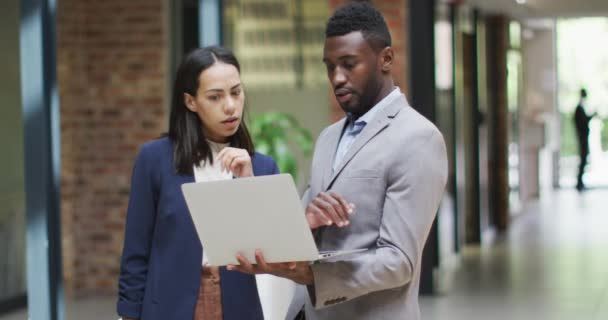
[294,127,314,155]
[249,112,313,183]
[274,139,297,181]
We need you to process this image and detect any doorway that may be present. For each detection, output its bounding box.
[556,18,608,189]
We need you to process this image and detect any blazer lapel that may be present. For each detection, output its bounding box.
[321,118,347,190]
[324,95,406,190]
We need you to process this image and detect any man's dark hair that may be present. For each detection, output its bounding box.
[325,1,391,52]
[580,88,588,98]
[166,46,254,175]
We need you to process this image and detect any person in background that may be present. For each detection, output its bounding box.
[574,88,597,191]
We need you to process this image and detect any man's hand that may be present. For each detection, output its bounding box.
[226,250,314,285]
[217,147,253,178]
[306,191,355,229]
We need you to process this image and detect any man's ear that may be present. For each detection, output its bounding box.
[380,47,394,73]
[184,93,197,112]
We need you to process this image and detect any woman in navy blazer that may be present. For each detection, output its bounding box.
[117,46,278,320]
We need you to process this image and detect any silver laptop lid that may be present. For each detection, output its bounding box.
[181,174,320,266]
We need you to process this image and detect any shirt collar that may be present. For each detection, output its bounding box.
[206,139,229,154]
[347,87,401,126]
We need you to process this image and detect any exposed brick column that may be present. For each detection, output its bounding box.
[57,0,168,296]
[328,0,409,122]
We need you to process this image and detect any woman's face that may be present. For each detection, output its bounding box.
[184,61,244,143]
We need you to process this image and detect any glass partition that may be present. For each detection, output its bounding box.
[0,0,27,312]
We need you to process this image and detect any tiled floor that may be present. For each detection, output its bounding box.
[2,188,607,320]
[420,188,608,320]
[0,296,115,320]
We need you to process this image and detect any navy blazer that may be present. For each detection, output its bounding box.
[117,137,278,319]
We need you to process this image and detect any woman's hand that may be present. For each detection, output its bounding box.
[217,147,253,178]
[227,250,314,285]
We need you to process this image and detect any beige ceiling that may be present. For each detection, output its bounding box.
[465,0,608,18]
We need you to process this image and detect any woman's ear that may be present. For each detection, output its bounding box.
[183,93,197,112]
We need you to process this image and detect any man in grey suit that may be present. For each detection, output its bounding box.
[229,3,447,319]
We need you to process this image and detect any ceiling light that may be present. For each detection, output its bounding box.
[516,0,526,4]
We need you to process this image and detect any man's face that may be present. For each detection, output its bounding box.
[323,31,382,115]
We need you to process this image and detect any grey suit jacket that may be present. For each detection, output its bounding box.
[288,93,448,320]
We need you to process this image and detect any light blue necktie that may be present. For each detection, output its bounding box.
[333,118,367,172]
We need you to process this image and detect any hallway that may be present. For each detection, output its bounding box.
[420,188,608,320]
[1,190,607,320]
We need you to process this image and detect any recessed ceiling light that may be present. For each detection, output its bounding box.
[516,0,526,4]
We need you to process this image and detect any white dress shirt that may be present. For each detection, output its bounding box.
[193,140,232,265]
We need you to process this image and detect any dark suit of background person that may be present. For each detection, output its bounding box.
[117,138,277,320]
[574,88,595,191]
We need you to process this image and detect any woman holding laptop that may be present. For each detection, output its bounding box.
[116,46,278,320]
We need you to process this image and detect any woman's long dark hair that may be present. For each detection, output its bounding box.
[167,46,255,175]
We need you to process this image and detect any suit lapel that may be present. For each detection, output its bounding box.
[324,95,406,190]
[321,118,347,190]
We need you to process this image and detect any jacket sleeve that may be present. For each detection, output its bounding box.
[308,130,448,309]
[117,145,159,318]
[270,158,280,175]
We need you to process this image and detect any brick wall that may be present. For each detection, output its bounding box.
[57,0,168,296]
[328,0,410,121]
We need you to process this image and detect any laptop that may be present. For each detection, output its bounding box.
[181,174,366,266]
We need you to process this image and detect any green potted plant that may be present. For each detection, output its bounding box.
[248,112,313,183]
